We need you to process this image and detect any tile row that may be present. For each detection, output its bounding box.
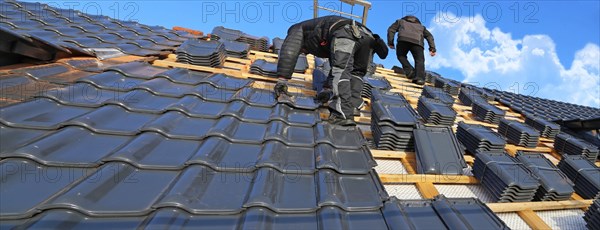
[38,80,317,111]
[0,3,195,58]
[38,86,320,126]
[2,207,390,230]
[491,89,600,122]
[1,125,375,173]
[24,61,252,89]
[1,195,508,230]
[1,1,192,39]
[0,99,362,148]
[0,159,388,219]
[66,71,317,109]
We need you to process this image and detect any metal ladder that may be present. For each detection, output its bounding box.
[313,0,372,25]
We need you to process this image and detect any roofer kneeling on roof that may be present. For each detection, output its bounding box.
[275,16,388,126]
[387,15,436,85]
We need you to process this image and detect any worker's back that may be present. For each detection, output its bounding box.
[389,15,426,47]
[291,15,352,57]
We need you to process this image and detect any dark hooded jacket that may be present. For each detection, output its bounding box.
[277,16,352,79]
[387,16,436,52]
[277,16,384,79]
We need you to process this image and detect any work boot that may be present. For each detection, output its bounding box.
[329,114,356,126]
[406,70,416,79]
[332,118,357,126]
[412,78,425,85]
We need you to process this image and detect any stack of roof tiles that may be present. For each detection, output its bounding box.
[416,96,457,126]
[481,91,497,101]
[250,56,307,77]
[558,155,600,199]
[413,126,467,174]
[464,86,496,100]
[366,62,377,75]
[370,90,418,151]
[421,85,455,105]
[473,151,540,202]
[386,195,509,229]
[272,37,284,54]
[249,59,278,78]
[361,75,392,99]
[391,66,404,75]
[497,118,540,148]
[0,1,194,63]
[555,133,600,161]
[425,71,441,83]
[211,26,269,52]
[515,152,575,201]
[458,87,486,106]
[221,40,250,58]
[472,100,506,124]
[434,77,460,95]
[524,113,561,139]
[456,122,507,154]
[176,39,226,67]
[584,199,600,230]
[311,61,329,93]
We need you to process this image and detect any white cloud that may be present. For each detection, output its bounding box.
[426,13,600,108]
[531,48,545,56]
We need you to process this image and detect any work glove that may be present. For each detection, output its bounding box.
[316,88,333,104]
[274,78,291,100]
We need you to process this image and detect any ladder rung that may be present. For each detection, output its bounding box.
[316,6,361,19]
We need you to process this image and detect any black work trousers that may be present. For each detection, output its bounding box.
[327,25,373,120]
[396,41,425,81]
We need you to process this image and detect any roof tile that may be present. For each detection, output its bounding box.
[0,98,93,129]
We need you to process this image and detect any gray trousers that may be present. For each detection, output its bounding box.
[327,26,373,119]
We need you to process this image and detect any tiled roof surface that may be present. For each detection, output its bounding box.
[0,0,194,64]
[2,0,600,229]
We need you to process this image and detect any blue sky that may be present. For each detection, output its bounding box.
[29,0,600,107]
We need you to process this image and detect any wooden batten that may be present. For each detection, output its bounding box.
[487,200,593,213]
[517,210,552,229]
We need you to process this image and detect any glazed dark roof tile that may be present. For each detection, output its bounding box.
[3,0,599,228]
[0,158,388,218]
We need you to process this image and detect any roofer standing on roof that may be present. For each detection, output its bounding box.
[387,15,436,85]
[275,15,388,126]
